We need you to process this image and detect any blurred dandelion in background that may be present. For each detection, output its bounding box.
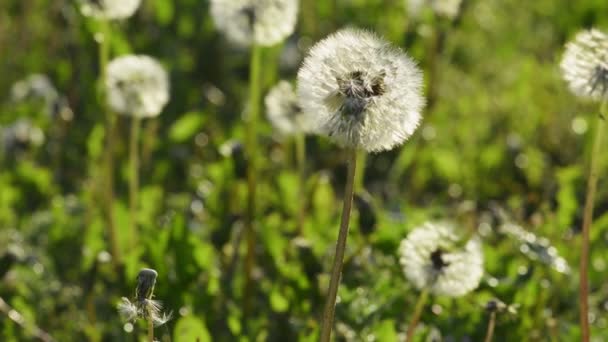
[118,269,172,330]
[297,28,424,152]
[210,0,299,47]
[79,0,141,20]
[398,222,483,297]
[561,29,608,101]
[264,80,317,137]
[105,55,170,118]
[406,0,463,20]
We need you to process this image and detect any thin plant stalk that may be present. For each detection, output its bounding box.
[129,116,141,252]
[243,43,262,317]
[405,289,429,341]
[483,311,497,342]
[579,100,607,342]
[320,148,357,342]
[147,316,154,342]
[295,132,306,235]
[98,19,121,267]
[354,150,366,193]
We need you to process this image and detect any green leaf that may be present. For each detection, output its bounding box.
[169,112,205,143]
[173,316,211,342]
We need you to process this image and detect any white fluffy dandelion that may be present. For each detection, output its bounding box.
[398,222,483,297]
[105,55,170,118]
[210,0,299,47]
[561,29,608,102]
[297,28,424,152]
[79,0,141,20]
[264,80,317,136]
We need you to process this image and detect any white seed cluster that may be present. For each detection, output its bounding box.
[297,28,424,152]
[398,222,483,297]
[265,81,317,136]
[210,0,299,47]
[80,0,141,20]
[105,55,170,118]
[561,29,608,102]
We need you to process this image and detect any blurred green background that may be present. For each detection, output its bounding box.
[1,0,608,340]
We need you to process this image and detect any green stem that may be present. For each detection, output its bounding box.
[354,150,366,193]
[147,314,154,342]
[320,148,357,342]
[295,133,306,236]
[405,289,429,341]
[98,19,121,268]
[483,311,497,342]
[243,44,262,319]
[129,116,141,253]
[579,100,606,342]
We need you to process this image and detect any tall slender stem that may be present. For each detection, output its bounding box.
[354,150,366,193]
[320,148,357,342]
[147,315,154,342]
[579,100,606,342]
[295,133,306,235]
[483,311,497,342]
[243,44,262,318]
[129,116,141,252]
[98,20,121,267]
[405,289,429,341]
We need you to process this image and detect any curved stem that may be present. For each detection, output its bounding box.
[320,148,357,342]
[243,44,262,319]
[129,116,141,253]
[405,289,429,341]
[295,133,306,235]
[483,311,497,342]
[579,100,606,342]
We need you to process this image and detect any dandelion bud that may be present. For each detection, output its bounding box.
[210,0,299,47]
[79,0,141,20]
[561,29,608,102]
[297,28,424,152]
[105,55,170,118]
[265,80,317,136]
[398,222,483,297]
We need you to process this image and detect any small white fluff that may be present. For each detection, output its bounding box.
[210,0,299,47]
[264,80,317,136]
[80,0,141,20]
[398,222,483,297]
[105,55,170,118]
[561,29,608,102]
[297,28,424,152]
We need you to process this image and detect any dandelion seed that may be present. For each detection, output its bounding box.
[106,55,170,118]
[297,28,424,152]
[210,0,299,47]
[264,81,317,136]
[561,29,608,102]
[398,222,483,297]
[79,0,141,20]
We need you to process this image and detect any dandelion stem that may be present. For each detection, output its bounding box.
[129,116,141,254]
[295,133,306,235]
[405,289,429,341]
[320,148,357,342]
[579,100,607,342]
[354,150,366,193]
[98,19,121,268]
[483,311,497,342]
[244,43,262,319]
[147,316,154,342]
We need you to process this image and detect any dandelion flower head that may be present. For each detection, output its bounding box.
[210,0,299,47]
[80,0,141,20]
[265,80,317,136]
[106,55,169,118]
[398,222,483,297]
[561,29,608,102]
[117,268,172,326]
[297,28,424,152]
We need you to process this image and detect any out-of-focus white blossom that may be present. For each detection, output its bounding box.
[398,222,483,297]
[106,55,170,118]
[80,0,141,20]
[265,80,316,136]
[210,0,299,47]
[297,28,424,152]
[561,29,608,102]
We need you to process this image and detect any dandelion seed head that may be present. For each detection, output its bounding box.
[79,0,141,20]
[297,28,424,152]
[118,297,139,322]
[136,268,158,303]
[106,55,169,118]
[265,80,317,136]
[561,29,608,102]
[398,222,483,297]
[210,0,299,47]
